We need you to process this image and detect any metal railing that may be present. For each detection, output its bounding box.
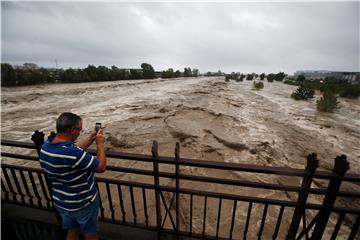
[1,131,360,240]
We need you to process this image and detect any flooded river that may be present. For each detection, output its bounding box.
[2,77,359,172]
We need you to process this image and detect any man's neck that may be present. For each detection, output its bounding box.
[52,133,73,143]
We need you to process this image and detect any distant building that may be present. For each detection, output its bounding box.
[294,70,360,84]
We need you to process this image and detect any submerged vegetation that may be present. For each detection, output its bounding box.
[317,91,339,112]
[284,77,360,99]
[291,85,315,100]
[253,81,264,90]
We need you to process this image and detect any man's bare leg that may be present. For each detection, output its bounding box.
[67,229,80,240]
[85,234,98,240]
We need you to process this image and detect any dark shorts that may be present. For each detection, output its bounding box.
[56,196,99,235]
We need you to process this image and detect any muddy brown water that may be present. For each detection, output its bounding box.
[2,77,360,239]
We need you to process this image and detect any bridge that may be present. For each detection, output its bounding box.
[1,131,360,239]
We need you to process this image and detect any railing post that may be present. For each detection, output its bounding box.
[152,141,162,239]
[286,153,318,240]
[48,131,57,142]
[310,155,349,240]
[31,130,45,155]
[175,142,180,238]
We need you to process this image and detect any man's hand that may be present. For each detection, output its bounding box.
[89,129,97,141]
[95,128,106,173]
[77,125,105,150]
[96,128,105,146]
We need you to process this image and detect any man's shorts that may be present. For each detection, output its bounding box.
[55,196,100,235]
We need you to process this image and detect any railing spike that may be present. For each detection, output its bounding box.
[31,130,45,155]
[306,153,319,172]
[48,131,57,142]
[334,154,349,176]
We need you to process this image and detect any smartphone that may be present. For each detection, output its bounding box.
[95,122,102,132]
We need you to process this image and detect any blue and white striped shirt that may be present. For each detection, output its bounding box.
[40,140,99,212]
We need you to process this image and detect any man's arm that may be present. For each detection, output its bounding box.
[95,129,106,173]
[77,130,97,150]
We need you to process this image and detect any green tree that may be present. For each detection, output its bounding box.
[296,75,306,82]
[175,70,181,78]
[260,73,266,80]
[23,63,39,70]
[161,68,175,78]
[61,68,79,83]
[267,73,275,82]
[84,65,98,81]
[1,63,16,86]
[246,74,253,80]
[192,68,199,77]
[291,86,315,100]
[97,65,111,81]
[275,72,286,81]
[141,63,155,79]
[130,69,143,79]
[339,85,360,99]
[253,81,264,90]
[317,91,339,112]
[240,74,245,81]
[184,67,192,77]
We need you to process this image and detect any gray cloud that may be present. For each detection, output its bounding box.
[1,1,359,74]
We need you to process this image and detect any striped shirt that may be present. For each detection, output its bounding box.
[39,140,99,212]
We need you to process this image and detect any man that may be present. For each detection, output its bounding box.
[39,112,106,240]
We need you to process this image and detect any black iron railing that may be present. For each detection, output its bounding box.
[1,131,360,240]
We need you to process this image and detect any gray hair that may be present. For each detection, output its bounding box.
[56,112,82,133]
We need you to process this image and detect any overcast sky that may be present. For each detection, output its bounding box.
[1,1,359,74]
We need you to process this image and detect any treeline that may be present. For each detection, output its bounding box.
[161,67,199,78]
[1,63,200,87]
[225,72,287,82]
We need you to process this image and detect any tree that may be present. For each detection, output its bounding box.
[161,68,175,78]
[253,81,264,90]
[62,68,79,83]
[317,91,339,112]
[184,67,192,77]
[22,63,39,70]
[1,63,16,86]
[291,86,315,100]
[275,72,286,81]
[296,75,305,82]
[192,69,199,77]
[175,70,181,78]
[260,73,266,80]
[130,69,143,79]
[246,74,253,80]
[97,65,111,81]
[141,63,155,79]
[240,74,245,81]
[84,65,98,81]
[267,73,275,82]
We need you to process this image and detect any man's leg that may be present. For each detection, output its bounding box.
[85,234,98,240]
[67,228,80,240]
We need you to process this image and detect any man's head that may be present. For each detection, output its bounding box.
[56,112,83,141]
